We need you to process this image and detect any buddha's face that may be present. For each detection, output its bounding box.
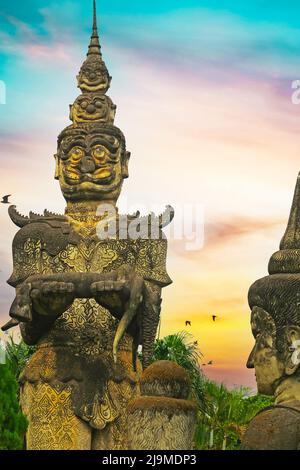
[77,56,111,93]
[55,128,130,202]
[247,307,285,395]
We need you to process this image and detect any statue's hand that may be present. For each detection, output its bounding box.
[30,281,75,318]
[90,266,135,318]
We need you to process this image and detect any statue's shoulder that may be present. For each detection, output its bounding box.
[242,404,300,450]
[9,206,80,253]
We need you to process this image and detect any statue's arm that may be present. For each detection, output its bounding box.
[11,276,76,345]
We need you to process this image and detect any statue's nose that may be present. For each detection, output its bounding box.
[246,348,255,369]
[80,155,96,173]
[87,104,96,114]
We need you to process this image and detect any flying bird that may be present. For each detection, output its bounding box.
[1,195,11,204]
[185,321,191,327]
[212,315,217,322]
[207,361,213,365]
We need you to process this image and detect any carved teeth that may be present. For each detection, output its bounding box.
[29,211,42,219]
[44,209,61,217]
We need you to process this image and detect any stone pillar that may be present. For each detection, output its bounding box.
[127,360,197,450]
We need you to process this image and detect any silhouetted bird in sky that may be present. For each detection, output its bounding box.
[212,315,217,322]
[185,321,191,326]
[207,360,213,365]
[1,195,11,204]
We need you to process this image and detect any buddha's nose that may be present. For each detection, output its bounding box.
[87,104,96,114]
[80,155,96,174]
[246,348,255,369]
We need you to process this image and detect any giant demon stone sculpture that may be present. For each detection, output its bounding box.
[2,1,174,450]
[242,173,300,450]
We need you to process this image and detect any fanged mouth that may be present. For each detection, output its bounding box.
[65,169,114,185]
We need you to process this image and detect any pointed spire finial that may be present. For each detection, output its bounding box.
[76,0,111,95]
[280,172,300,249]
[88,0,101,56]
[93,0,97,31]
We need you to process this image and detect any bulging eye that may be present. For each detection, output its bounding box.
[92,145,106,160]
[68,147,85,161]
[95,101,103,108]
[80,101,88,109]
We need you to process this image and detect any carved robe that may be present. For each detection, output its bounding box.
[9,215,171,449]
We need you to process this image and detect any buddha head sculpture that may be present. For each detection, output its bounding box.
[247,173,300,396]
[55,0,129,204]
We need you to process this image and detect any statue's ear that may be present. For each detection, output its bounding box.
[285,326,300,375]
[122,151,130,179]
[54,154,60,180]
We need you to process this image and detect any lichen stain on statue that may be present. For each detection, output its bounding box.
[242,172,300,450]
[1,0,174,450]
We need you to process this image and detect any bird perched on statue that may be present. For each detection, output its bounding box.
[185,321,191,326]
[212,315,217,322]
[1,195,11,204]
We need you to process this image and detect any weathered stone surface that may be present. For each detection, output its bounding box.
[127,361,197,450]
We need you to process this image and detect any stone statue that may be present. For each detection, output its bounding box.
[242,173,300,450]
[127,361,197,450]
[2,0,174,450]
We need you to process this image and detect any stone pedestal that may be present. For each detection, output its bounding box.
[127,360,197,450]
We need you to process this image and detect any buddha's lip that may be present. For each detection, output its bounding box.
[81,78,104,86]
[76,113,103,120]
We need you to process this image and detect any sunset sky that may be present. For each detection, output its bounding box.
[0,0,300,389]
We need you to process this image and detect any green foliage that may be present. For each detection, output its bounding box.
[0,337,35,450]
[5,337,36,380]
[0,364,28,450]
[195,381,274,450]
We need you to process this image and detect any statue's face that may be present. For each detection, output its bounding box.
[247,307,285,395]
[77,57,111,93]
[55,129,130,202]
[70,94,116,126]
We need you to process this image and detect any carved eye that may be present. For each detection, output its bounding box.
[92,145,106,161]
[80,101,88,109]
[68,147,85,162]
[95,101,102,108]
